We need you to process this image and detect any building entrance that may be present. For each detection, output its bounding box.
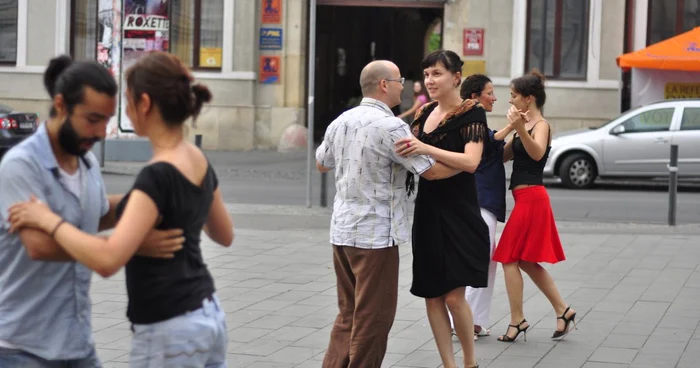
[312,2,444,141]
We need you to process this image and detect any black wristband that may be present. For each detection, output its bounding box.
[50,219,66,238]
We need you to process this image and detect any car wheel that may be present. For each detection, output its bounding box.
[559,153,597,189]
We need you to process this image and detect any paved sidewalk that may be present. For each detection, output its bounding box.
[91,204,700,367]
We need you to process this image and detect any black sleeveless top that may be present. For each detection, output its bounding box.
[509,123,551,189]
[115,162,219,324]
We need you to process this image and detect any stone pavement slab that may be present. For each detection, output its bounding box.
[92,205,700,367]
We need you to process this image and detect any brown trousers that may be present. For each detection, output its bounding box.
[322,245,400,368]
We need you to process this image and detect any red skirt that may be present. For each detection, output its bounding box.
[493,186,566,264]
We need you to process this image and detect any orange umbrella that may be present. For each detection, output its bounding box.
[617,26,700,72]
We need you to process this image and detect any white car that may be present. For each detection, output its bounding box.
[544,99,700,189]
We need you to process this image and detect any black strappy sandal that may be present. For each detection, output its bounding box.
[497,319,529,342]
[552,306,577,340]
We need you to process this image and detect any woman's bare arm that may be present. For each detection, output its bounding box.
[514,121,550,161]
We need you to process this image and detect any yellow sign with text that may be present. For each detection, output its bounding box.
[665,82,700,99]
[200,47,222,68]
[462,60,486,78]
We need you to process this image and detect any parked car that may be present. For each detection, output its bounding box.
[0,104,39,158]
[544,99,700,189]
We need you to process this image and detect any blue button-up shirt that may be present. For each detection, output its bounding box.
[0,124,108,360]
[475,130,507,222]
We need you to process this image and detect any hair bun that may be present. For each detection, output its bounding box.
[44,55,74,96]
[529,68,546,84]
[192,83,212,105]
[190,83,212,128]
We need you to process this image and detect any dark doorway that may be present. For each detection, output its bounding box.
[312,5,443,141]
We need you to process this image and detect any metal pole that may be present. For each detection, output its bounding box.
[100,139,106,168]
[195,134,203,148]
[305,0,317,208]
[668,144,678,226]
[320,171,327,207]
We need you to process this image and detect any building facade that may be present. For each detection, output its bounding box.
[0,0,696,151]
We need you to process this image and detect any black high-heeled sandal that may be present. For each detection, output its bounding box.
[497,319,529,342]
[552,306,577,340]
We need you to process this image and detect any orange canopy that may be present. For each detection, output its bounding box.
[617,27,700,72]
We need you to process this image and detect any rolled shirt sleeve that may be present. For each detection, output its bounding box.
[386,122,435,175]
[315,123,337,169]
[0,157,48,227]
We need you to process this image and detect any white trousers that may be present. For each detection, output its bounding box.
[450,208,498,329]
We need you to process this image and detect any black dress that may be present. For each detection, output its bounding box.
[409,101,491,298]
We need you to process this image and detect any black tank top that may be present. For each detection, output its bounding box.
[509,123,551,189]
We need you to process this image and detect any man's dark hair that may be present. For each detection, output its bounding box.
[44,55,118,117]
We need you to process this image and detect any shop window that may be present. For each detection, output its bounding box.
[69,0,224,70]
[171,0,224,69]
[648,0,700,45]
[0,0,17,64]
[526,0,590,79]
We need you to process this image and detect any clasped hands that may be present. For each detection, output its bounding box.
[506,105,530,130]
[8,195,185,259]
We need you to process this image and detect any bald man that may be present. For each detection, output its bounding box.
[315,60,460,368]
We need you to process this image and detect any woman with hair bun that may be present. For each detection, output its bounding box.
[8,51,235,367]
[493,69,576,343]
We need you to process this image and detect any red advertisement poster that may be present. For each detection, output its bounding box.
[463,28,484,56]
[262,0,282,24]
[259,56,281,84]
[123,0,170,66]
[121,0,171,131]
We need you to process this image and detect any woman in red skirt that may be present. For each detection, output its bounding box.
[492,69,577,342]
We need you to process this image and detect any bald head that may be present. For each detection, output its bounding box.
[359,60,398,96]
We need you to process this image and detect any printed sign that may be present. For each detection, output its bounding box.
[121,0,171,132]
[665,82,700,99]
[462,60,486,77]
[200,47,222,68]
[463,28,484,56]
[259,56,281,84]
[260,28,283,50]
[262,0,282,24]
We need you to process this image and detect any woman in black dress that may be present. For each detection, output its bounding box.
[395,50,489,368]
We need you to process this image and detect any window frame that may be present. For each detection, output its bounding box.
[69,0,97,61]
[179,0,221,71]
[646,0,699,46]
[67,0,221,70]
[524,0,591,81]
[0,0,18,65]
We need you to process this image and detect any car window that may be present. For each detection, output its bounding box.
[0,105,12,114]
[680,107,700,131]
[621,108,674,133]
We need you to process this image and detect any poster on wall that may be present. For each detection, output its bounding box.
[262,0,282,24]
[463,28,484,56]
[98,0,125,138]
[259,56,281,84]
[120,0,171,132]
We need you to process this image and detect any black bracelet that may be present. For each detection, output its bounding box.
[50,219,66,238]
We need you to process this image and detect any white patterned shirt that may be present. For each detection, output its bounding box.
[316,98,436,249]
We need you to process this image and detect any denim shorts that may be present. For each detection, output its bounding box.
[130,294,228,368]
[0,346,101,368]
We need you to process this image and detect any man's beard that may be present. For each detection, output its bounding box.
[58,116,101,156]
